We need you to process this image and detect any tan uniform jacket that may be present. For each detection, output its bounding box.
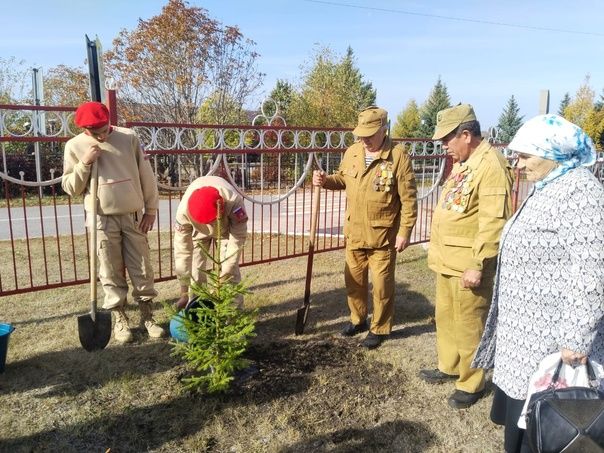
[428,140,514,276]
[61,127,159,216]
[174,176,248,286]
[324,138,418,249]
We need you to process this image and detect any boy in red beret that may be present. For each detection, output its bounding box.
[173,175,248,309]
[62,101,165,343]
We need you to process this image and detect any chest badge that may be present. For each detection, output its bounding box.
[373,162,394,192]
[442,167,473,212]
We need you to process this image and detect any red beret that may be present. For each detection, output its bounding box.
[188,186,224,224]
[75,101,110,128]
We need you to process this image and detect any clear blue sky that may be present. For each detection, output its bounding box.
[2,0,604,129]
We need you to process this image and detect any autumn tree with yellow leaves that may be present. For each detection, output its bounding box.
[563,76,604,149]
[43,65,89,107]
[105,0,263,124]
[392,99,421,138]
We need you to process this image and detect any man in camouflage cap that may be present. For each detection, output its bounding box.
[419,104,514,408]
[313,106,418,349]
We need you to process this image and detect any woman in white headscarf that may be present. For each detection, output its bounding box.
[473,114,604,452]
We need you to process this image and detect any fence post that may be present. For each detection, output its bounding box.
[106,89,118,126]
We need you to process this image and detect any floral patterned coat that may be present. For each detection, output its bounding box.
[472,167,604,399]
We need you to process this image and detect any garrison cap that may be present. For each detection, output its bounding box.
[74,101,110,129]
[432,104,477,140]
[187,186,224,225]
[353,106,388,137]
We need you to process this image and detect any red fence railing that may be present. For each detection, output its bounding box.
[1,99,602,297]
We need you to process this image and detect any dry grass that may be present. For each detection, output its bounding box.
[0,230,339,295]
[0,245,503,452]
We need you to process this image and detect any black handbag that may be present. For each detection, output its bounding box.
[525,358,604,452]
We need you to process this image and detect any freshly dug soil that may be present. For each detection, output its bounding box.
[224,337,422,452]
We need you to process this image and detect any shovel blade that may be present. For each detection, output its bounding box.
[295,304,309,335]
[77,310,112,352]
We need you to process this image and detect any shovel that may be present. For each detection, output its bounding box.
[295,184,321,335]
[78,161,112,351]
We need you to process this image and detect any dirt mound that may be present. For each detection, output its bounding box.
[227,338,422,451]
[236,337,404,414]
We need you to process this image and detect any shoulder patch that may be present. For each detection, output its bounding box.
[231,206,248,223]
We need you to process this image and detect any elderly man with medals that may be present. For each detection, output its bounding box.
[313,106,418,349]
[420,104,514,409]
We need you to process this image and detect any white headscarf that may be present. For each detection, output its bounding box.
[508,114,596,188]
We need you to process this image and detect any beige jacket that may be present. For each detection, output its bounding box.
[62,126,159,216]
[428,140,514,276]
[324,138,418,249]
[174,176,248,285]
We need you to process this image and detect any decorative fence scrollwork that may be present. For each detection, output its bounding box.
[5,96,602,297]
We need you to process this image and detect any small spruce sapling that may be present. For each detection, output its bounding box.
[167,212,256,393]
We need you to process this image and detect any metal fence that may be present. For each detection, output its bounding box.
[0,100,451,296]
[1,99,602,297]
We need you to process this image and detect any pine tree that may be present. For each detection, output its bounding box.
[338,46,376,114]
[392,99,421,138]
[558,92,571,116]
[497,95,524,143]
[418,77,451,138]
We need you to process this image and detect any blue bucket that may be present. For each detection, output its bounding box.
[169,298,214,343]
[169,311,189,343]
[0,323,15,373]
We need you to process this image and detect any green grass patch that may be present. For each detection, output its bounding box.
[0,245,503,452]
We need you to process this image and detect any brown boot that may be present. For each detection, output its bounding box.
[113,307,134,344]
[139,301,166,338]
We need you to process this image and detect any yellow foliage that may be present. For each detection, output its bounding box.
[583,109,604,149]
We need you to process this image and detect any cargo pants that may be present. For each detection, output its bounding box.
[91,212,157,310]
[435,272,493,393]
[344,246,396,335]
[190,233,242,308]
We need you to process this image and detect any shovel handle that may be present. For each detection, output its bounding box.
[295,185,322,335]
[89,162,98,321]
[303,185,321,302]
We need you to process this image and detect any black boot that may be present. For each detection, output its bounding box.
[340,320,369,337]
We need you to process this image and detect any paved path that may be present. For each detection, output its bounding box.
[0,189,440,241]
[0,194,346,240]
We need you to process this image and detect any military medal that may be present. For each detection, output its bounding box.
[442,167,473,211]
[373,162,394,192]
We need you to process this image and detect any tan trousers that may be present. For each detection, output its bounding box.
[435,273,493,393]
[91,212,157,310]
[344,246,396,335]
[191,235,242,308]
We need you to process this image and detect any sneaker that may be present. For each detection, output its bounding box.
[341,320,369,337]
[447,389,485,409]
[418,369,459,384]
[113,308,134,344]
[361,331,388,349]
[139,301,166,339]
